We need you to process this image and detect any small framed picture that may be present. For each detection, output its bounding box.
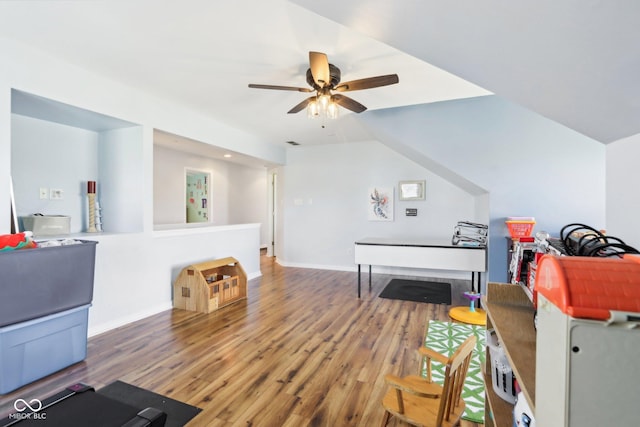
[398,180,426,201]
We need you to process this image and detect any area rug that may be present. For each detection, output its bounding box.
[379,279,451,304]
[98,381,202,427]
[422,320,486,424]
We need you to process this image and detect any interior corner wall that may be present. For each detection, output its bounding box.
[98,126,144,233]
[359,96,606,282]
[279,140,476,272]
[606,133,640,249]
[227,165,269,247]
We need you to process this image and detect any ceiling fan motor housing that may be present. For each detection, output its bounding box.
[306,64,341,89]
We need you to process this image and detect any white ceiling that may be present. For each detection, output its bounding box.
[1,0,637,157]
[0,0,489,152]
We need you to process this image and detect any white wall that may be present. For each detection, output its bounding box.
[359,96,606,282]
[606,134,640,250]
[278,141,476,272]
[227,165,269,247]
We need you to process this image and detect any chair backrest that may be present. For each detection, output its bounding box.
[437,335,477,426]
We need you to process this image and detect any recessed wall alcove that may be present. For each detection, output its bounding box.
[10,89,143,235]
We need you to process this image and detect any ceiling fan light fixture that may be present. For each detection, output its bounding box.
[319,93,330,109]
[307,99,320,118]
[326,101,339,119]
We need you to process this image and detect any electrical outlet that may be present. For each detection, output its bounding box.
[50,188,64,200]
[39,187,48,199]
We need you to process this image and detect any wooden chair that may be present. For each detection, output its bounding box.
[380,335,477,427]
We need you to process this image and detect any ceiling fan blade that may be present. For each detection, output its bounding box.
[309,51,330,88]
[334,74,399,92]
[332,94,367,113]
[248,84,313,93]
[287,96,315,114]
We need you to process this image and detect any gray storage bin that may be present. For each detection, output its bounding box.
[22,215,71,236]
[0,240,97,327]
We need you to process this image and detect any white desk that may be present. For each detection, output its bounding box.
[354,237,487,298]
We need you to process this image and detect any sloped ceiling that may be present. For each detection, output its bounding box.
[0,0,488,150]
[0,0,636,150]
[291,0,640,144]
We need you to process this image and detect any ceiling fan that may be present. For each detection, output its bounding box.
[248,51,399,117]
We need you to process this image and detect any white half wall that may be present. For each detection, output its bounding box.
[87,223,261,336]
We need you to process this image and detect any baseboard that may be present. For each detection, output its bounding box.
[88,301,173,338]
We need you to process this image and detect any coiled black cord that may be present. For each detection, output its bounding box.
[559,223,639,258]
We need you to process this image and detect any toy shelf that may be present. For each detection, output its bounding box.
[482,282,536,427]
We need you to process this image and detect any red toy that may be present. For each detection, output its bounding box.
[536,254,640,320]
[0,232,37,252]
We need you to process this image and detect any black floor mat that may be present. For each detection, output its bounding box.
[379,279,452,304]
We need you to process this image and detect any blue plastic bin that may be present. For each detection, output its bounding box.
[0,304,90,394]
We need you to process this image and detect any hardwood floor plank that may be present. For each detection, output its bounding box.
[0,255,480,427]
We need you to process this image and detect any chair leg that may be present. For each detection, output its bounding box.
[380,410,391,427]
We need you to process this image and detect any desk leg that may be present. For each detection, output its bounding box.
[471,272,476,293]
[470,271,483,307]
[368,265,372,290]
[358,264,361,298]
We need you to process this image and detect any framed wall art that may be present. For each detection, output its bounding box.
[398,180,426,201]
[185,168,211,223]
[368,186,394,221]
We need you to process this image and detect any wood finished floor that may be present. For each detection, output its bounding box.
[0,255,480,426]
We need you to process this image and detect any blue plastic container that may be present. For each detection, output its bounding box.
[0,304,90,394]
